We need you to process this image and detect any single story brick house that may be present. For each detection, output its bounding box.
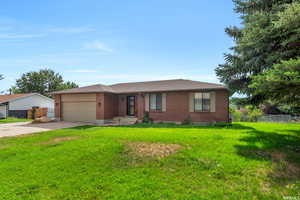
[52,79,229,124]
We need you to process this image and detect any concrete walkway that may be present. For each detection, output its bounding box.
[0,122,87,138]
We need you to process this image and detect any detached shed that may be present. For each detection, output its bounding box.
[0,93,54,119]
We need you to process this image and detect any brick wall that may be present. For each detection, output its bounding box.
[136,93,145,119]
[104,93,119,119]
[55,90,229,123]
[54,94,61,119]
[148,90,229,123]
[118,95,127,117]
[96,93,104,120]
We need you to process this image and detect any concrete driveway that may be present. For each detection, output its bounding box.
[0,122,88,138]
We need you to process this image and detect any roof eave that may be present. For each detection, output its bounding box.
[0,93,37,104]
[51,87,228,95]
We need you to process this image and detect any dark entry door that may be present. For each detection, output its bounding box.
[127,96,135,116]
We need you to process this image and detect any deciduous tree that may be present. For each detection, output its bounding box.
[11,69,78,97]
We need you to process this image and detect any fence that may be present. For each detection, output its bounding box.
[27,108,48,119]
[258,115,300,123]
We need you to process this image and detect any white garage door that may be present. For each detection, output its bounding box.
[0,105,7,118]
[61,94,96,123]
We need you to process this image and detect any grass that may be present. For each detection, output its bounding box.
[0,117,31,124]
[0,122,299,199]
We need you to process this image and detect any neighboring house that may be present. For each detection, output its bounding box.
[0,93,54,119]
[52,79,229,124]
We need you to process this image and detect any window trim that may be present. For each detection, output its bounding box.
[194,92,211,112]
[149,93,162,112]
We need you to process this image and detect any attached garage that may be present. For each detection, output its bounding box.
[61,94,96,123]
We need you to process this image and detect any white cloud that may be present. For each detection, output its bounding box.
[0,33,45,39]
[47,27,94,34]
[83,40,113,53]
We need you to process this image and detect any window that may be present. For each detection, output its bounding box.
[150,93,162,111]
[194,92,210,112]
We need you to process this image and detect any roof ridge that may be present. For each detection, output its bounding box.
[110,79,224,86]
[109,79,186,86]
[79,83,109,88]
[184,79,224,86]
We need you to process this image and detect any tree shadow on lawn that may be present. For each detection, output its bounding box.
[285,129,300,137]
[235,128,300,185]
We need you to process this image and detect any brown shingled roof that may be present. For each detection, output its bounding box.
[110,79,226,93]
[52,79,227,94]
[0,93,35,104]
[51,84,115,94]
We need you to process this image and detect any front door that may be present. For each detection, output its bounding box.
[127,96,135,116]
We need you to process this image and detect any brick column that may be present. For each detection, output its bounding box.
[54,94,62,120]
[96,93,105,124]
[137,93,145,120]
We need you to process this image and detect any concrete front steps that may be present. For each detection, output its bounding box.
[105,116,138,126]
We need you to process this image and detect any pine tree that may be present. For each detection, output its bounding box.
[216,0,300,104]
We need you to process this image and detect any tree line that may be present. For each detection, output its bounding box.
[1,69,78,97]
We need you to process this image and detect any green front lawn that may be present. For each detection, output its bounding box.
[0,122,299,199]
[0,117,31,123]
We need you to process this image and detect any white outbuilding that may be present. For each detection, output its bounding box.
[0,93,54,119]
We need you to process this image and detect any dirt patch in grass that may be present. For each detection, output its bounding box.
[126,142,182,159]
[0,144,11,149]
[39,136,81,145]
[269,151,285,162]
[252,150,300,193]
[252,150,300,182]
[16,134,35,138]
[268,150,300,180]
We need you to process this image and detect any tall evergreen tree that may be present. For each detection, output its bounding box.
[216,0,300,104]
[250,58,300,108]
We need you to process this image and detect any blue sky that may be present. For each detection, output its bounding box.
[0,0,240,92]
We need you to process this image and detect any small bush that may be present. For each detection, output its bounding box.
[230,106,242,122]
[213,122,232,127]
[232,106,263,122]
[142,111,153,123]
[182,115,192,125]
[246,106,263,122]
[230,106,263,122]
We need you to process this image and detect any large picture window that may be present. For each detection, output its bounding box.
[194,92,210,112]
[150,93,162,111]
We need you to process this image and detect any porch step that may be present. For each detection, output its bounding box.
[112,116,138,125]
